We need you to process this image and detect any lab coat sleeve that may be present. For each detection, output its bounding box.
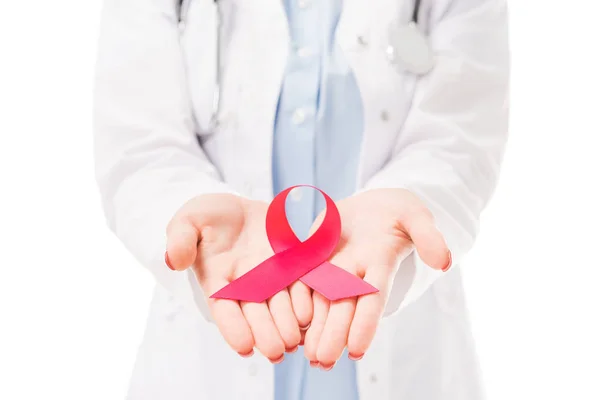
[93,0,230,321]
[361,0,510,315]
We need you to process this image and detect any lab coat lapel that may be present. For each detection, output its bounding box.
[216,0,289,200]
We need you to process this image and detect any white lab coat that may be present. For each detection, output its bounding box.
[93,0,509,398]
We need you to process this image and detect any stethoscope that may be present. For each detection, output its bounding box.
[386,0,434,75]
[178,0,433,130]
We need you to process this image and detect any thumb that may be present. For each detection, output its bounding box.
[401,207,451,271]
[165,216,200,271]
[164,193,243,271]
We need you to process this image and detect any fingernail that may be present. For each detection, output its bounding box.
[442,250,453,272]
[299,338,304,346]
[348,353,363,361]
[309,361,320,368]
[300,323,311,331]
[286,345,298,353]
[165,251,175,271]
[238,349,254,358]
[269,354,285,364]
[319,362,335,371]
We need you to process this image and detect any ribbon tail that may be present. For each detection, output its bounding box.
[210,277,270,303]
[209,257,290,302]
[300,262,379,301]
[210,246,325,303]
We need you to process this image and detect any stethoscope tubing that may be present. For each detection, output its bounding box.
[177,0,424,131]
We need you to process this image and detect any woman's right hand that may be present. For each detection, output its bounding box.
[165,194,313,362]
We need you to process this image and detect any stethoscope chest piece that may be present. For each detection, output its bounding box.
[386,22,434,75]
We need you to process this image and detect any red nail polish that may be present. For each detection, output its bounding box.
[238,349,254,358]
[309,361,319,368]
[299,323,311,331]
[299,338,304,346]
[319,362,334,371]
[286,345,299,353]
[442,251,452,272]
[165,251,175,270]
[348,353,364,361]
[269,354,285,364]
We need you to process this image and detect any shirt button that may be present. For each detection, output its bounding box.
[296,46,312,58]
[369,373,378,383]
[290,187,303,201]
[298,0,310,8]
[248,363,258,377]
[380,110,389,121]
[291,108,307,125]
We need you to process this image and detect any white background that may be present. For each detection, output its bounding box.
[1,1,599,399]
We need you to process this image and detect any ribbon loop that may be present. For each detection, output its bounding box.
[210,185,378,302]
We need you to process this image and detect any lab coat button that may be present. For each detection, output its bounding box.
[369,373,378,383]
[248,363,258,377]
[357,35,368,46]
[380,110,389,121]
[291,109,307,125]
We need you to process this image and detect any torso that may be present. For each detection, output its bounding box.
[126,1,484,399]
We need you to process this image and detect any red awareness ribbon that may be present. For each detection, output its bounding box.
[210,185,378,303]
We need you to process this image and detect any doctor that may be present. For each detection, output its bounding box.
[93,0,509,399]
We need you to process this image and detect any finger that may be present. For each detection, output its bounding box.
[303,292,330,363]
[289,281,313,328]
[347,266,390,358]
[241,301,286,362]
[267,291,301,351]
[316,297,356,367]
[205,279,255,356]
[165,217,199,271]
[402,207,450,270]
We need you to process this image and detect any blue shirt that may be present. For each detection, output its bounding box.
[271,0,364,399]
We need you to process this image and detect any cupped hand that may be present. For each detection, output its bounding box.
[165,194,313,361]
[303,188,451,369]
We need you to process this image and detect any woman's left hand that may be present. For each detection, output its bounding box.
[302,188,451,369]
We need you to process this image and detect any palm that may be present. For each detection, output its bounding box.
[167,193,312,361]
[166,189,448,365]
[302,188,449,369]
[334,199,413,277]
[192,197,272,289]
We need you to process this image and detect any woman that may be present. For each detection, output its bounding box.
[93,0,509,399]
